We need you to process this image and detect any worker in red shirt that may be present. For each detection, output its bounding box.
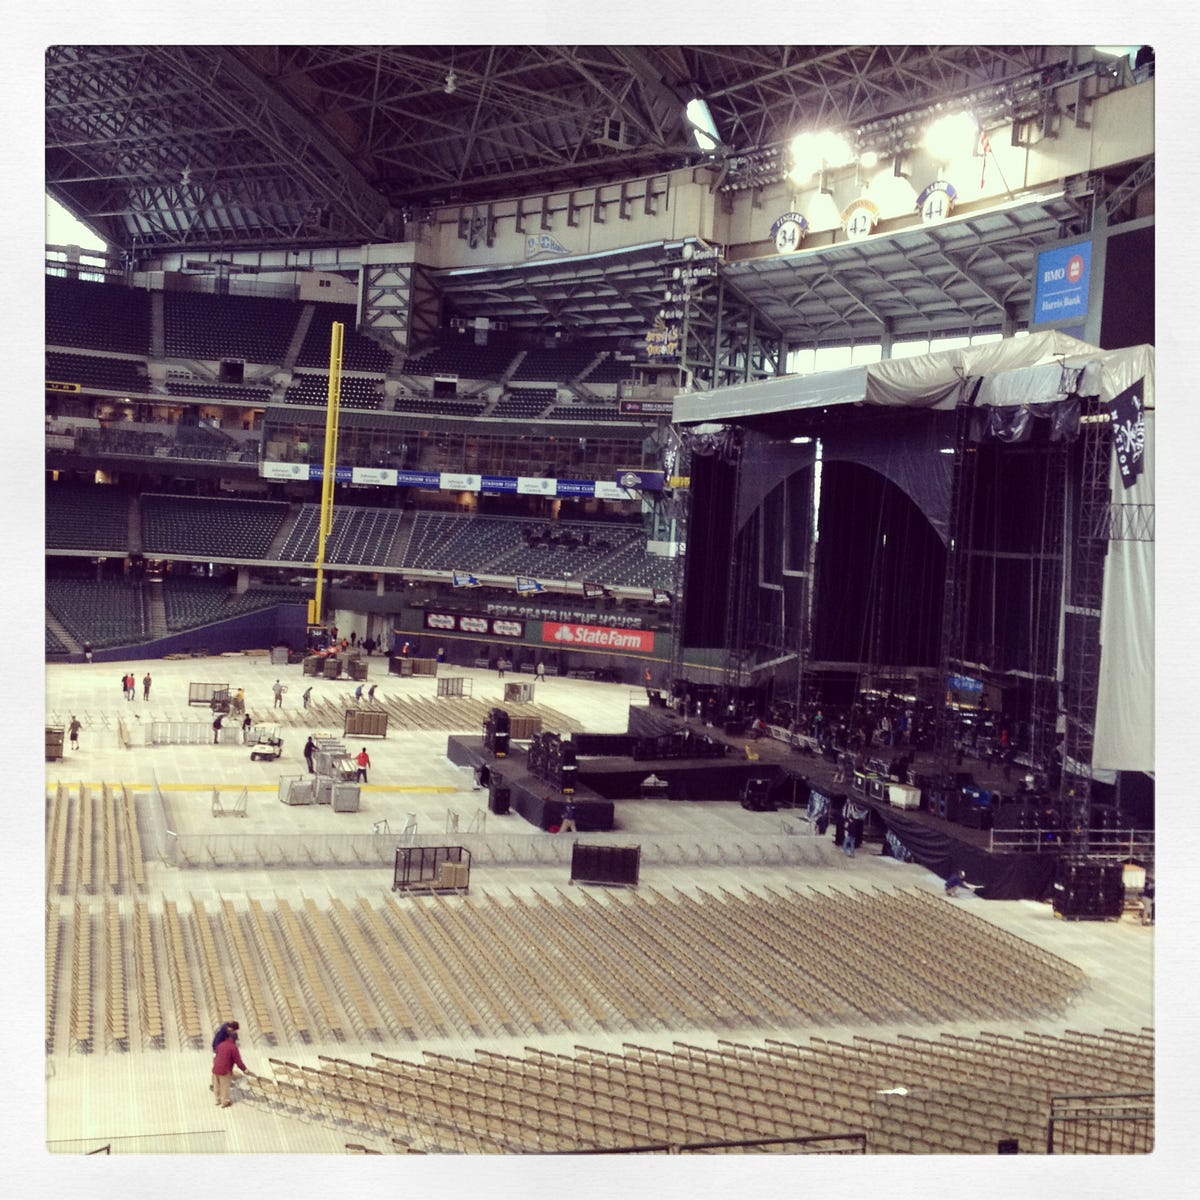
[355,747,371,783]
[212,1030,251,1107]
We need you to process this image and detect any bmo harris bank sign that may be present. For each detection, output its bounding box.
[542,621,655,654]
[1032,240,1092,325]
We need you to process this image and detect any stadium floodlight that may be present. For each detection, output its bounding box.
[685,97,721,152]
[923,111,977,165]
[788,129,855,182]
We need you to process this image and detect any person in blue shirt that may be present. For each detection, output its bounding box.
[945,870,969,897]
[212,1019,239,1052]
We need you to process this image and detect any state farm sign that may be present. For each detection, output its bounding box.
[542,622,655,653]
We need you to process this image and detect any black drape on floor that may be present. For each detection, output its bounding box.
[870,803,1058,901]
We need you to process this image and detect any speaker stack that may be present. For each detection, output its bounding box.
[1052,859,1124,919]
[483,707,510,757]
[487,772,511,815]
[528,731,578,793]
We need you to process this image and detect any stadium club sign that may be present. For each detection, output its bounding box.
[542,621,655,653]
[424,611,525,638]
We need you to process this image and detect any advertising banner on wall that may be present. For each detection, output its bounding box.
[351,466,398,486]
[613,468,665,491]
[260,461,312,481]
[618,399,674,416]
[593,480,637,501]
[542,621,655,653]
[517,476,558,496]
[1031,239,1092,326]
[424,611,525,638]
[440,472,482,492]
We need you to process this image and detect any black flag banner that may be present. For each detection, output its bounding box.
[1108,378,1146,489]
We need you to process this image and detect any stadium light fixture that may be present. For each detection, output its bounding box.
[924,111,977,165]
[788,129,855,182]
[685,97,721,152]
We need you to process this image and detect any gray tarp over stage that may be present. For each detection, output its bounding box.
[672,330,1099,424]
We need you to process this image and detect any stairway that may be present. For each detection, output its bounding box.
[283,306,316,371]
[149,291,165,359]
[145,577,168,640]
[265,504,305,562]
[127,492,142,554]
[46,609,80,653]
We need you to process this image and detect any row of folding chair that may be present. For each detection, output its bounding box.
[161,900,203,1044]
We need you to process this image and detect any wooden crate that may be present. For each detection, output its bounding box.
[508,715,543,740]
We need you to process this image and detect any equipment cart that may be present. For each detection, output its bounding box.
[249,724,283,761]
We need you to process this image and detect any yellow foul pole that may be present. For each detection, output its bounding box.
[311,321,344,628]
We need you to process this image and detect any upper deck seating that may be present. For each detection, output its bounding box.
[140,494,289,559]
[45,276,151,355]
[162,291,302,363]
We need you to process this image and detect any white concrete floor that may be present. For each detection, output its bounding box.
[26,652,1175,1192]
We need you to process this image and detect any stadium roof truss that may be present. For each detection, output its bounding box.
[46,45,1143,354]
[47,44,1071,252]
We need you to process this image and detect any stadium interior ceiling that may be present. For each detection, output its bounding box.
[46,44,1153,352]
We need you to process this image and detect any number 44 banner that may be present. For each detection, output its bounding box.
[1108,378,1146,489]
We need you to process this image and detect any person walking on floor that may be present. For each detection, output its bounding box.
[68,715,81,751]
[355,746,371,783]
[302,686,311,709]
[535,661,546,681]
[212,714,223,745]
[82,641,92,664]
[142,672,152,700]
[272,679,284,708]
[209,1019,239,1091]
[843,814,864,859]
[304,736,316,773]
[354,683,364,702]
[241,713,253,744]
[211,1029,250,1107]
[367,684,377,701]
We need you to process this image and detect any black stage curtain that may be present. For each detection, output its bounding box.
[871,804,1058,901]
[681,454,737,647]
[812,462,945,667]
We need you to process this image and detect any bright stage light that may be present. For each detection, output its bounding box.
[924,111,978,164]
[859,149,879,169]
[789,128,855,180]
